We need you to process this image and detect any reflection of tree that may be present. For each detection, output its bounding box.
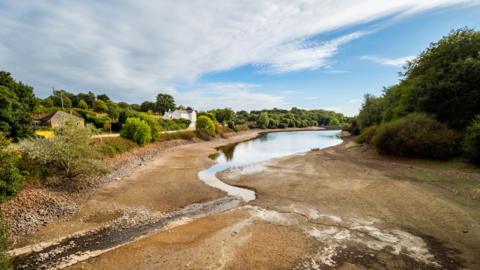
[219,143,237,161]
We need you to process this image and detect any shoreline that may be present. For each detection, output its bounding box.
[9,128,327,268]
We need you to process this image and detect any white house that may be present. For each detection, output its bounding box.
[164,108,197,128]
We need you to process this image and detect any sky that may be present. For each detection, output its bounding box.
[1,1,479,115]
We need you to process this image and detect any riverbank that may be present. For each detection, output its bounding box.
[11,128,326,269]
[67,136,480,270]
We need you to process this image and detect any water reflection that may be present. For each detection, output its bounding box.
[199,130,343,202]
[215,130,342,165]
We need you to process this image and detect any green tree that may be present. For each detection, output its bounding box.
[41,97,54,108]
[356,94,384,130]
[120,118,152,145]
[0,86,33,140]
[140,101,156,112]
[137,113,160,141]
[257,112,270,129]
[93,100,108,113]
[97,94,110,101]
[0,133,24,202]
[156,93,175,114]
[78,99,89,110]
[20,122,106,179]
[462,115,480,164]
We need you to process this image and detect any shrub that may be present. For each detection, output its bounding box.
[78,99,89,110]
[137,113,160,141]
[0,133,24,202]
[355,125,378,144]
[196,116,215,136]
[462,115,480,164]
[372,114,459,159]
[0,217,11,270]
[235,124,249,131]
[20,122,106,179]
[100,137,138,158]
[120,118,152,145]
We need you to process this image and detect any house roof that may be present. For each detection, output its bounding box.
[34,111,83,123]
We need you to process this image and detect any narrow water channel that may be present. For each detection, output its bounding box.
[198,130,343,201]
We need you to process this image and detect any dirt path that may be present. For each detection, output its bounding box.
[65,138,480,270]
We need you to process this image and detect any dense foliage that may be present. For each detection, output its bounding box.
[0,72,35,140]
[20,122,106,179]
[196,116,216,138]
[120,118,152,145]
[372,114,458,159]
[462,115,480,164]
[156,93,176,114]
[0,133,24,202]
[353,28,480,162]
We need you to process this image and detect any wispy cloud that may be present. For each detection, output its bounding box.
[258,31,366,73]
[361,55,416,67]
[0,0,476,101]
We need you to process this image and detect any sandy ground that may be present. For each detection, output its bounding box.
[13,130,262,249]
[61,137,480,270]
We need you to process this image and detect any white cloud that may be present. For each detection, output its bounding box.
[0,0,476,102]
[361,55,416,67]
[171,83,287,111]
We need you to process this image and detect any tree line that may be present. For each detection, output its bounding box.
[348,28,480,164]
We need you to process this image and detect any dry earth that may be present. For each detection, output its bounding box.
[9,132,480,269]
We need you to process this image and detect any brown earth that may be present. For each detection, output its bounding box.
[64,136,480,270]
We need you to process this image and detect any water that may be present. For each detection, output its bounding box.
[198,130,343,202]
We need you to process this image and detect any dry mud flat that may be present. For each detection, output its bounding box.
[12,132,480,269]
[66,138,480,270]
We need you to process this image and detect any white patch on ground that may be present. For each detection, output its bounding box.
[242,204,439,267]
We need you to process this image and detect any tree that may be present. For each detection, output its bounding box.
[213,108,236,124]
[20,122,106,179]
[78,99,89,110]
[257,112,270,129]
[0,133,24,201]
[120,118,152,145]
[77,91,96,108]
[97,94,110,101]
[140,101,156,112]
[41,97,54,108]
[0,86,33,140]
[156,93,175,114]
[356,94,384,130]
[93,99,108,113]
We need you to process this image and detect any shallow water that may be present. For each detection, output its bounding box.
[198,130,343,201]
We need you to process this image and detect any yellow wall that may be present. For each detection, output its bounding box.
[35,130,55,138]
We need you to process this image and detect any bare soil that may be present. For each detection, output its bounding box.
[10,133,480,269]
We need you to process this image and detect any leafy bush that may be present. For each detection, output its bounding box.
[78,99,89,110]
[0,133,24,202]
[196,116,216,136]
[93,99,108,113]
[462,115,480,164]
[0,217,11,270]
[372,114,459,159]
[235,124,249,131]
[120,118,152,145]
[355,125,378,144]
[75,109,112,129]
[137,113,160,141]
[20,122,106,179]
[100,137,138,158]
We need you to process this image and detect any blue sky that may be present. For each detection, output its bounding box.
[1,1,479,115]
